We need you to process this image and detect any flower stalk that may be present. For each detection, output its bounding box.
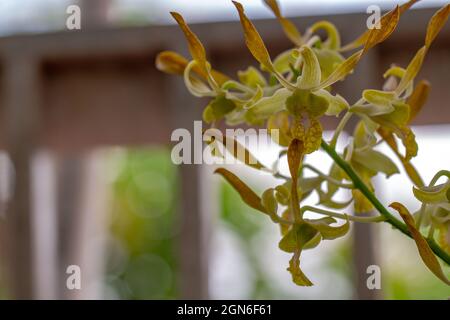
[321,139,450,265]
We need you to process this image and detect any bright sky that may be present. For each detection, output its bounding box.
[155,0,448,24]
[0,0,447,35]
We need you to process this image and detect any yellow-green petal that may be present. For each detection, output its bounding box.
[307,215,350,240]
[238,66,267,88]
[262,188,278,215]
[352,149,400,178]
[296,46,322,89]
[413,183,450,204]
[309,21,341,50]
[287,254,313,286]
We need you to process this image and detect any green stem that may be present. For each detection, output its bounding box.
[301,206,386,223]
[428,225,435,239]
[302,164,354,189]
[320,139,450,265]
[329,112,352,148]
[272,164,355,189]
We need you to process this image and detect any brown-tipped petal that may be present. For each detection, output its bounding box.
[217,135,269,171]
[214,168,267,213]
[425,4,450,49]
[155,50,189,75]
[263,0,302,46]
[341,0,420,52]
[316,49,363,90]
[390,202,450,285]
[170,12,208,72]
[232,1,275,72]
[407,80,431,123]
[363,6,400,53]
[287,139,305,221]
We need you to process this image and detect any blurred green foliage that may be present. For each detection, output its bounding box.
[385,274,450,299]
[105,148,179,299]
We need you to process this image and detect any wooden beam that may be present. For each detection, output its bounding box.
[0,8,445,60]
[80,0,112,29]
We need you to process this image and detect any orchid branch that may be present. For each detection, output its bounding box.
[321,139,450,265]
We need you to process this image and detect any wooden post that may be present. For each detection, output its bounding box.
[352,211,380,299]
[31,152,58,299]
[3,54,41,299]
[165,47,209,298]
[341,50,381,300]
[55,154,83,299]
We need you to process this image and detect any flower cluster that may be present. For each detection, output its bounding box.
[157,0,450,286]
